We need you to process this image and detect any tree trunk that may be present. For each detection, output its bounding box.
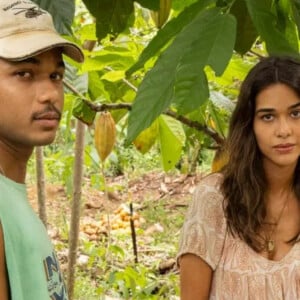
[35,146,47,227]
[67,120,85,300]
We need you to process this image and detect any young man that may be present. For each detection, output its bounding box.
[0,0,84,299]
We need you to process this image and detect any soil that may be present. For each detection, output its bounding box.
[27,171,204,222]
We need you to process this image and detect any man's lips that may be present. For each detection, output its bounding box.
[33,111,61,121]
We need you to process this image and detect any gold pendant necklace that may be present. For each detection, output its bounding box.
[264,195,289,255]
[266,239,275,253]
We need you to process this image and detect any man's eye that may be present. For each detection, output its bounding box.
[261,114,274,121]
[50,73,64,81]
[15,71,32,78]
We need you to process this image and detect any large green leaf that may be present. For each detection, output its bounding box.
[126,8,226,145]
[158,115,185,171]
[274,0,299,52]
[230,0,258,54]
[82,0,134,41]
[245,0,299,55]
[174,11,236,114]
[126,0,215,76]
[32,0,75,35]
[291,0,300,35]
[174,70,209,114]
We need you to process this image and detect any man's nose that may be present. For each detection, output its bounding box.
[35,79,62,104]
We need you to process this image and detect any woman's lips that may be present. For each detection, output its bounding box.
[273,143,295,154]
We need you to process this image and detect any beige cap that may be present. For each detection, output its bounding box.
[0,0,84,62]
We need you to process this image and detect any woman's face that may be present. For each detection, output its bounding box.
[253,83,300,171]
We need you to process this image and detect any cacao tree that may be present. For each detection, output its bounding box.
[33,0,300,171]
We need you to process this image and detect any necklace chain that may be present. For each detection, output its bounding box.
[264,195,289,254]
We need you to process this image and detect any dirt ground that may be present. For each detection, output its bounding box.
[27,171,204,222]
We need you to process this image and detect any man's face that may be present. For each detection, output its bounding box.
[0,48,65,151]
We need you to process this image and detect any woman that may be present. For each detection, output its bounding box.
[177,56,300,299]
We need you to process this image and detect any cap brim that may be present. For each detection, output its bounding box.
[0,30,84,63]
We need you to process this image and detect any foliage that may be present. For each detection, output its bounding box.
[34,0,300,172]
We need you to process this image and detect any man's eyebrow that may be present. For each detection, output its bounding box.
[10,58,65,69]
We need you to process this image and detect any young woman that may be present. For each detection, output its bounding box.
[177,56,300,299]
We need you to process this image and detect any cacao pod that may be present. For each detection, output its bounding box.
[151,0,172,29]
[94,111,116,162]
[133,120,159,154]
[211,147,228,173]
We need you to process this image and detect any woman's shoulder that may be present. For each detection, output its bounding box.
[188,172,224,219]
[195,172,223,194]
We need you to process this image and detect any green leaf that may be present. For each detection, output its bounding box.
[158,115,185,171]
[101,70,125,82]
[174,10,236,114]
[245,0,299,55]
[32,0,75,35]
[82,0,134,41]
[291,0,300,35]
[88,72,110,102]
[72,98,96,126]
[210,91,235,113]
[127,7,226,145]
[274,0,299,52]
[126,0,215,76]
[81,52,135,73]
[174,70,209,115]
[135,0,159,10]
[230,0,258,54]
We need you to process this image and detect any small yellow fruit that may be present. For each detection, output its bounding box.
[94,111,116,162]
[211,147,228,172]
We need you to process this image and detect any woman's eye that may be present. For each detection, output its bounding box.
[291,110,300,118]
[261,114,274,121]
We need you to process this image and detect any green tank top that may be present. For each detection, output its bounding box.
[0,174,68,299]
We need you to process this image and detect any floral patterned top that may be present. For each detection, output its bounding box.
[177,173,300,300]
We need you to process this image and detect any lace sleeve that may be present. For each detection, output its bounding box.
[176,173,227,270]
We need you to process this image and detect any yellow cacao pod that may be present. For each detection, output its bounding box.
[94,111,116,162]
[133,121,159,154]
[211,147,228,173]
[151,0,172,29]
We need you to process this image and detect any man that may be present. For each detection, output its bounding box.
[0,0,84,299]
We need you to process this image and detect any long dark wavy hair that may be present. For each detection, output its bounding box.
[221,56,300,251]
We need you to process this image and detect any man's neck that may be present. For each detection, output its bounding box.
[0,140,32,183]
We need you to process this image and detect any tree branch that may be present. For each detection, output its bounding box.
[63,79,225,145]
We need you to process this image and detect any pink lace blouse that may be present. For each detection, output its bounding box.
[177,173,300,299]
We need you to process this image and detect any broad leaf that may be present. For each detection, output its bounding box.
[127,8,227,145]
[174,70,209,115]
[210,91,235,113]
[245,0,299,55]
[158,115,185,171]
[291,0,300,35]
[230,0,258,54]
[174,10,236,114]
[101,71,125,82]
[32,0,75,35]
[126,0,215,76]
[82,0,134,41]
[82,53,135,73]
[274,0,299,52]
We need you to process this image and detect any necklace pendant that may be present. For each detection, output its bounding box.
[267,240,275,252]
